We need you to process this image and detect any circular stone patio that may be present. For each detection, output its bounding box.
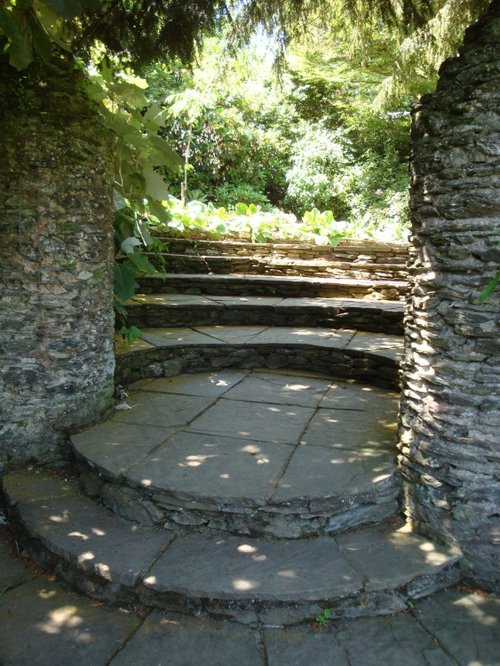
[73,369,401,538]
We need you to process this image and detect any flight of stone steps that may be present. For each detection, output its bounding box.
[2,235,463,628]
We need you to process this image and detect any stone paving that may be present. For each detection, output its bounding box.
[1,532,499,666]
[72,369,401,536]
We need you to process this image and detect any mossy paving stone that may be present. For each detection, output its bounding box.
[132,369,249,397]
[264,614,455,666]
[0,579,142,666]
[126,431,293,505]
[143,532,362,603]
[109,610,263,666]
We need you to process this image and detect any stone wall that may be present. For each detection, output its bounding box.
[116,344,400,391]
[399,0,500,592]
[0,56,115,471]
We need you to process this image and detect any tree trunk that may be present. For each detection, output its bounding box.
[400,0,500,592]
[0,55,115,470]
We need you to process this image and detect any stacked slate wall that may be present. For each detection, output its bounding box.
[0,56,115,470]
[399,0,500,592]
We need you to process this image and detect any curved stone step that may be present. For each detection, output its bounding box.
[160,237,410,265]
[138,273,408,301]
[154,253,408,282]
[3,471,461,626]
[72,369,401,538]
[125,294,404,335]
[114,325,403,389]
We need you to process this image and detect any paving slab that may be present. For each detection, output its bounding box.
[126,431,293,504]
[111,391,215,428]
[72,422,173,476]
[188,398,314,444]
[14,480,169,588]
[3,470,80,504]
[336,525,461,593]
[208,295,285,306]
[137,370,249,397]
[250,326,355,348]
[415,589,500,665]
[132,293,215,306]
[193,325,269,344]
[300,408,397,450]
[0,536,35,589]
[319,380,399,412]
[271,445,394,501]
[0,578,141,666]
[110,610,263,666]
[145,533,361,601]
[346,332,404,360]
[139,327,223,347]
[222,371,331,407]
[264,613,455,666]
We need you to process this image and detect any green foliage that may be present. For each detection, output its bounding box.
[315,608,333,626]
[161,195,406,244]
[478,272,500,304]
[119,325,142,344]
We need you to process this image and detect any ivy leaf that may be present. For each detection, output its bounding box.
[114,262,138,303]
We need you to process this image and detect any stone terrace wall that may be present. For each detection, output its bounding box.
[399,0,500,592]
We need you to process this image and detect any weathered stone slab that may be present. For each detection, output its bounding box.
[3,470,80,504]
[193,325,269,344]
[300,409,397,450]
[264,613,454,666]
[126,431,292,504]
[208,295,284,306]
[0,536,35,589]
[346,332,404,361]
[319,380,399,412]
[222,371,330,407]
[0,579,141,666]
[110,610,263,666]
[14,486,169,588]
[139,327,222,347]
[72,422,173,476]
[189,398,314,444]
[144,533,361,601]
[132,293,214,306]
[415,590,500,665]
[111,392,215,428]
[272,445,394,501]
[250,327,354,348]
[336,525,461,593]
[138,370,249,397]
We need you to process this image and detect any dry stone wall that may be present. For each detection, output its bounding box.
[399,0,500,592]
[0,56,115,471]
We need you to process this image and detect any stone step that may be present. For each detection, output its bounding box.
[153,253,408,281]
[160,236,410,265]
[114,326,403,389]
[72,369,401,538]
[138,273,408,301]
[125,294,404,335]
[3,471,461,626]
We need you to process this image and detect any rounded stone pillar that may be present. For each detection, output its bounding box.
[399,1,500,592]
[0,55,115,470]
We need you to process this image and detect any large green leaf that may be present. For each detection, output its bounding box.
[0,7,22,40]
[29,13,51,63]
[127,251,158,275]
[143,166,169,201]
[114,262,138,303]
[8,29,33,70]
